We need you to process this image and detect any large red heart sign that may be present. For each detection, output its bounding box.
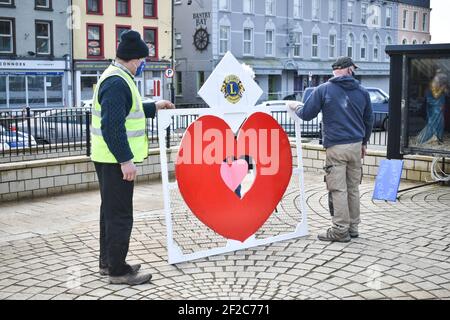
[175,112,292,242]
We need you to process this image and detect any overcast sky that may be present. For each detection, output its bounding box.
[430,0,450,43]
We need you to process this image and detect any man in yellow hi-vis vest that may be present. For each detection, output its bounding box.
[91,30,174,285]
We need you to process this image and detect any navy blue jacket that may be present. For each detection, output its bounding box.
[296,76,374,148]
[98,76,156,163]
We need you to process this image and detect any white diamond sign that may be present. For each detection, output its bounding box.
[198,51,263,111]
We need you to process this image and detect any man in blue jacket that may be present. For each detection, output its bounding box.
[289,57,373,242]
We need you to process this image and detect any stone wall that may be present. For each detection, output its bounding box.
[1,143,449,202]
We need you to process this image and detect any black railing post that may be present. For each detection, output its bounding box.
[85,110,91,156]
[166,123,171,149]
[26,106,32,152]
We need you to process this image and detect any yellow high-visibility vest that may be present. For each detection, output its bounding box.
[90,64,148,163]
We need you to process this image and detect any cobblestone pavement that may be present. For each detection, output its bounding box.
[0,172,449,300]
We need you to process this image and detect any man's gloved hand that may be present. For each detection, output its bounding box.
[121,160,137,182]
[155,100,175,110]
[287,101,301,112]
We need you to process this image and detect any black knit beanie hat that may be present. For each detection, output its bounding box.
[116,30,149,60]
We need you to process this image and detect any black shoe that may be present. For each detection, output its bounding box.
[99,264,141,276]
[109,272,152,286]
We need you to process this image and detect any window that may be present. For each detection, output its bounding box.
[369,90,386,104]
[219,0,229,11]
[265,29,274,56]
[402,38,407,45]
[0,18,14,54]
[412,39,417,45]
[243,0,253,14]
[35,21,52,55]
[243,28,253,55]
[87,24,103,57]
[116,25,130,49]
[312,33,319,58]
[144,0,157,18]
[329,33,336,58]
[116,0,130,16]
[175,71,183,96]
[413,11,418,30]
[347,33,354,58]
[347,1,354,23]
[361,3,368,24]
[197,71,205,91]
[403,10,408,29]
[385,36,392,60]
[329,0,337,22]
[35,0,51,10]
[293,0,302,19]
[265,0,275,16]
[175,32,182,48]
[386,7,392,27]
[219,25,230,54]
[361,35,368,60]
[423,13,428,31]
[293,32,302,57]
[87,0,102,14]
[0,0,14,7]
[373,35,380,61]
[422,40,427,44]
[143,27,157,59]
[312,0,320,20]
[370,5,380,27]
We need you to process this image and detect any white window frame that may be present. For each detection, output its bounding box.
[347,1,354,23]
[347,33,354,59]
[0,18,13,54]
[403,10,408,29]
[312,0,320,20]
[35,0,50,9]
[175,32,182,49]
[293,0,302,19]
[219,0,230,12]
[0,0,13,5]
[402,38,408,45]
[219,25,230,55]
[293,31,302,58]
[265,0,275,16]
[385,36,392,60]
[265,29,274,56]
[329,0,337,22]
[361,3,368,25]
[312,33,319,58]
[175,71,183,96]
[243,0,254,14]
[329,33,336,59]
[423,12,428,31]
[386,6,392,27]
[36,21,51,55]
[373,35,380,61]
[360,34,368,61]
[413,11,418,30]
[243,27,254,56]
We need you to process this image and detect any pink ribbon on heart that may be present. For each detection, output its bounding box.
[220,159,249,192]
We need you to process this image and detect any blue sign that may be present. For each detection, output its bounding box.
[373,159,404,202]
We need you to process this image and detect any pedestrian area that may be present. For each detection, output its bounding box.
[0,172,449,300]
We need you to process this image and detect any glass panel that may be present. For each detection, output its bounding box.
[144,0,155,16]
[80,75,97,101]
[406,58,450,155]
[144,29,156,57]
[9,75,26,108]
[46,75,63,106]
[27,75,45,107]
[0,75,6,107]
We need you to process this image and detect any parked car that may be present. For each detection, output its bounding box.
[301,86,390,131]
[0,124,37,151]
[258,100,322,137]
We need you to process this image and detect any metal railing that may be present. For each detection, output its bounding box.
[0,106,389,162]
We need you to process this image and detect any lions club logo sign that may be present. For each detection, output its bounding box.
[221,74,245,104]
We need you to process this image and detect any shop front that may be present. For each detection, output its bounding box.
[0,59,70,110]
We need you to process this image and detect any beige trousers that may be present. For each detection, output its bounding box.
[324,142,363,234]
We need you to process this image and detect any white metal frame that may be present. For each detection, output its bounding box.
[158,102,309,264]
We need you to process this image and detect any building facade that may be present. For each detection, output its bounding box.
[0,0,72,109]
[174,0,431,105]
[397,0,431,45]
[71,0,172,107]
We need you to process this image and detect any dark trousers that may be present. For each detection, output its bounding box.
[94,162,134,277]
